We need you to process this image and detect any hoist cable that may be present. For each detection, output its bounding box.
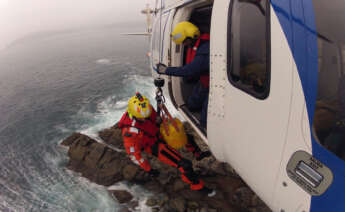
[158,0,163,63]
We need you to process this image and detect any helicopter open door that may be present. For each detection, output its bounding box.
[208,0,311,211]
[153,0,214,139]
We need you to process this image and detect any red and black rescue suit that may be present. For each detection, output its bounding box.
[118,107,204,190]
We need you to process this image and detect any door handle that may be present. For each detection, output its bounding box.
[286,151,333,196]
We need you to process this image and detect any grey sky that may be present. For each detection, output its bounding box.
[0,0,154,49]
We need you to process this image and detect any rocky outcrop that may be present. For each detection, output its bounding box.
[62,125,272,212]
[110,190,134,203]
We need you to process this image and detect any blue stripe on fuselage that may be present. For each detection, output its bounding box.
[270,0,345,211]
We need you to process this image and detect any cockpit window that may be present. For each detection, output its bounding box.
[312,0,345,161]
[227,0,270,99]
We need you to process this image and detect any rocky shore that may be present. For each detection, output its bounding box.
[61,124,272,212]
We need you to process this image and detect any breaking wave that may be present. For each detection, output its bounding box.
[96,58,111,65]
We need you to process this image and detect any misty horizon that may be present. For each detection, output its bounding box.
[3,21,147,50]
[0,0,154,50]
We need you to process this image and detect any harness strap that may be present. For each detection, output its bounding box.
[186,34,210,64]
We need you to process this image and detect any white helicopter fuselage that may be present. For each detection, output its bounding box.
[149,0,345,211]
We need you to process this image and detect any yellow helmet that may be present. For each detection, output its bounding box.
[127,92,152,119]
[160,118,188,149]
[171,21,200,45]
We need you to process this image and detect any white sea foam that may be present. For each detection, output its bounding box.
[96,58,111,65]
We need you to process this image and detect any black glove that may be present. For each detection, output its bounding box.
[196,151,212,161]
[156,63,167,74]
[148,169,160,178]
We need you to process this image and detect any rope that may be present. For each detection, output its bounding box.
[158,0,163,63]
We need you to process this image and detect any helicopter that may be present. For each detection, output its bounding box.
[143,0,345,211]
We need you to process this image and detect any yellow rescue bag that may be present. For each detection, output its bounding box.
[160,118,187,149]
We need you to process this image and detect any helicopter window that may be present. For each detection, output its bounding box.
[227,0,270,99]
[312,0,345,161]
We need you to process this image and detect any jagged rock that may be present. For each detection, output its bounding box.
[128,200,139,210]
[119,208,131,212]
[168,197,186,212]
[157,195,169,207]
[173,179,187,192]
[232,187,256,209]
[152,208,160,212]
[143,181,164,193]
[84,143,107,168]
[123,164,139,181]
[95,164,123,186]
[133,168,151,183]
[62,129,272,212]
[146,198,158,207]
[200,208,217,212]
[203,197,236,212]
[178,189,205,201]
[68,135,93,161]
[110,190,133,203]
[224,163,240,178]
[157,171,174,186]
[187,201,199,210]
[61,132,82,146]
[63,134,129,186]
[204,176,244,196]
[99,126,124,149]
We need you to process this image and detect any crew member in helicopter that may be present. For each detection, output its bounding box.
[117,92,216,196]
[156,21,210,128]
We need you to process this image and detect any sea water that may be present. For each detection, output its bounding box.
[0,25,162,212]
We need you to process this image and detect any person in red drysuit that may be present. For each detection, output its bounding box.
[117,92,215,196]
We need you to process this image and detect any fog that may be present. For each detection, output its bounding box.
[0,0,154,49]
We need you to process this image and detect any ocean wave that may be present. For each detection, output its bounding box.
[96,58,111,65]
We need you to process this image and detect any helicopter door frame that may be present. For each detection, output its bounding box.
[168,1,214,142]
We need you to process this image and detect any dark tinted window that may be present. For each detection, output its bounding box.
[227,0,270,99]
[312,0,345,161]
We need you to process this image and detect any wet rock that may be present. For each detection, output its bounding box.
[99,126,124,149]
[157,195,169,207]
[63,129,272,212]
[187,201,199,210]
[173,179,187,192]
[157,172,174,186]
[152,208,160,212]
[143,181,164,193]
[110,190,133,203]
[119,208,131,212]
[68,135,93,161]
[168,197,186,212]
[128,200,139,210]
[200,208,217,212]
[204,176,244,197]
[232,187,256,209]
[61,132,82,146]
[84,143,106,168]
[250,206,272,212]
[178,189,205,201]
[204,197,236,212]
[63,134,128,186]
[146,198,158,207]
[123,164,139,181]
